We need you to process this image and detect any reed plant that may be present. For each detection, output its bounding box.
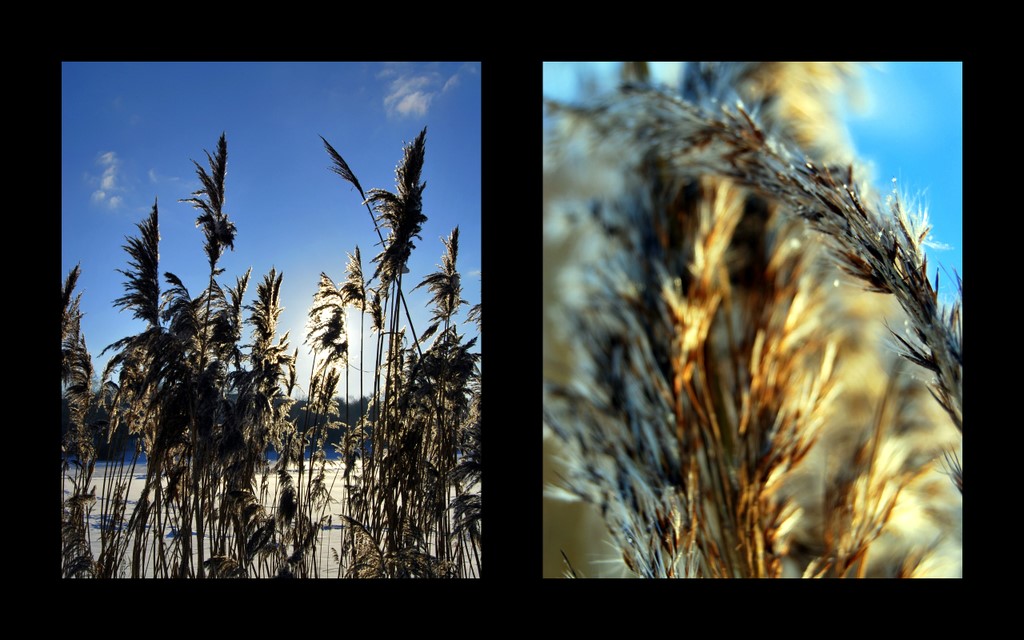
[321,129,482,578]
[543,62,961,578]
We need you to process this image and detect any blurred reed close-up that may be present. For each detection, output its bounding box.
[542,62,962,578]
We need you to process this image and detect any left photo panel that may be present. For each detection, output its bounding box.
[61,61,481,578]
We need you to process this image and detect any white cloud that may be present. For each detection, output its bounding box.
[98,151,119,190]
[89,151,126,210]
[394,91,432,117]
[442,74,460,93]
[383,71,455,118]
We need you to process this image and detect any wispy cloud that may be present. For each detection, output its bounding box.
[148,168,180,184]
[442,74,460,93]
[90,151,124,210]
[381,66,468,119]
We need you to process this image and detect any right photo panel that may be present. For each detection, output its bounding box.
[542,62,962,578]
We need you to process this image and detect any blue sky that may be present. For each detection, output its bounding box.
[62,62,481,399]
[543,62,962,301]
[846,62,962,299]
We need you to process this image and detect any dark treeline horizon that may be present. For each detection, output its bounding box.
[61,394,378,461]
